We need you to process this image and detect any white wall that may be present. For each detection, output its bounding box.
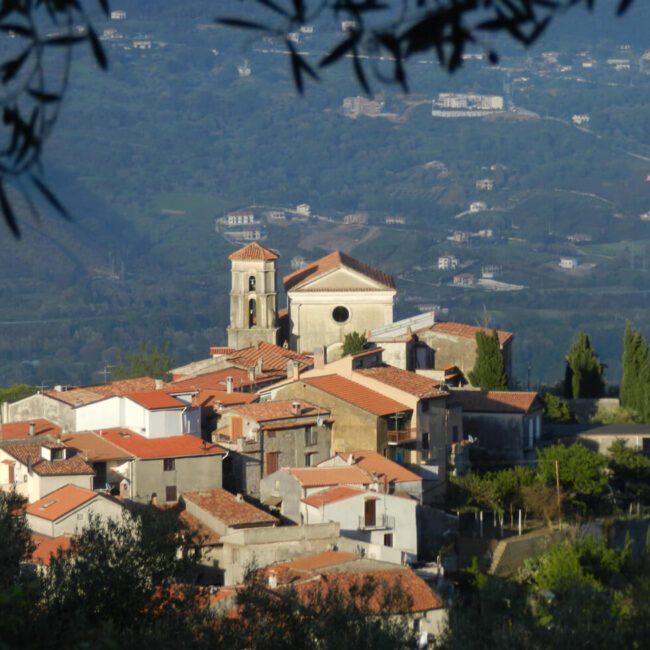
[75,397,122,431]
[301,491,418,556]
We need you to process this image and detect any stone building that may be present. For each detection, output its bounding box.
[227,243,280,349]
[282,250,396,357]
[215,400,333,498]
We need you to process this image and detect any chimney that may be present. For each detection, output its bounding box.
[287,360,300,381]
[28,422,36,437]
[255,358,263,375]
[268,570,278,589]
[225,377,234,394]
[314,346,327,370]
[291,401,301,416]
[248,367,256,382]
[347,454,355,466]
[236,493,244,502]
[151,494,159,507]
[155,379,163,390]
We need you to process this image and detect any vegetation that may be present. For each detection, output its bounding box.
[620,322,650,419]
[564,332,605,399]
[113,343,174,381]
[341,331,368,357]
[0,384,36,405]
[468,330,508,391]
[542,393,576,423]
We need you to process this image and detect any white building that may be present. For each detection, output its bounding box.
[132,40,152,50]
[227,210,255,226]
[111,10,126,20]
[572,114,590,125]
[0,442,94,503]
[74,392,200,438]
[469,201,487,212]
[301,487,418,562]
[295,203,311,217]
[438,255,458,270]
[26,484,124,537]
[559,257,579,270]
[475,178,494,191]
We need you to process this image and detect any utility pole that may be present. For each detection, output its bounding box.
[555,460,562,529]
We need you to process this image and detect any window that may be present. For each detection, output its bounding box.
[248,298,257,327]
[383,533,393,547]
[163,458,175,472]
[422,433,430,450]
[332,306,350,323]
[304,426,317,446]
[421,400,430,413]
[364,499,377,528]
[266,452,280,476]
[248,275,256,291]
[452,426,459,443]
[305,452,317,467]
[165,485,177,502]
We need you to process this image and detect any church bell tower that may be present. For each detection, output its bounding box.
[227,242,279,350]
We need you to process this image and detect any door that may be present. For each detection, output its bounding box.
[364,499,376,528]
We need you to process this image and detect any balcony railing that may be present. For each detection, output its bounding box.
[358,514,395,530]
[387,429,417,445]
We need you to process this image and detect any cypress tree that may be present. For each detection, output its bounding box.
[564,332,605,399]
[468,329,508,390]
[620,321,634,408]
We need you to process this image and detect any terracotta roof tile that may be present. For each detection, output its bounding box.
[303,375,410,417]
[178,510,221,545]
[287,466,371,488]
[226,341,312,374]
[167,368,256,391]
[31,534,72,566]
[450,390,541,414]
[60,432,133,462]
[44,377,157,406]
[26,484,112,521]
[183,489,277,527]
[0,419,62,440]
[224,400,329,423]
[1,443,95,476]
[99,429,225,459]
[124,391,186,410]
[283,251,395,292]
[302,487,365,508]
[191,389,258,409]
[228,242,279,261]
[429,321,513,346]
[271,550,357,572]
[355,366,448,399]
[209,347,237,356]
[334,451,421,483]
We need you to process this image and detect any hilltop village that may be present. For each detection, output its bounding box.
[1,242,638,644]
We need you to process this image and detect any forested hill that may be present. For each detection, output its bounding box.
[1,0,650,387]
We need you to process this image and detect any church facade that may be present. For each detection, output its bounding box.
[226,244,396,357]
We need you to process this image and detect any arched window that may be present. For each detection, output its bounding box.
[248,298,257,327]
[248,275,256,291]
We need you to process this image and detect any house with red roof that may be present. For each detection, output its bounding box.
[88,429,226,503]
[0,440,95,502]
[449,389,543,464]
[5,377,158,432]
[213,551,447,643]
[215,400,333,498]
[26,483,124,538]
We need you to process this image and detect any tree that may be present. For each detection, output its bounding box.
[0,383,36,405]
[536,443,607,501]
[468,329,508,390]
[113,342,174,381]
[542,393,576,423]
[0,491,33,591]
[564,332,605,399]
[0,1,109,237]
[607,439,650,506]
[619,323,650,418]
[342,331,367,357]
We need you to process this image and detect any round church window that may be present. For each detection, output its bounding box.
[332,306,350,323]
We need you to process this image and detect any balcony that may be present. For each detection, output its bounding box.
[358,513,395,531]
[387,429,417,445]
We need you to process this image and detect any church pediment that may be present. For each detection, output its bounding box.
[293,266,392,292]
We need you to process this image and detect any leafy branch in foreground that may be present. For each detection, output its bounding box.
[0,1,110,238]
[218,1,637,94]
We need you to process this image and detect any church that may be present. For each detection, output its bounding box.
[226,242,396,358]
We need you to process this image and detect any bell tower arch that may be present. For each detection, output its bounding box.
[227,243,279,349]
